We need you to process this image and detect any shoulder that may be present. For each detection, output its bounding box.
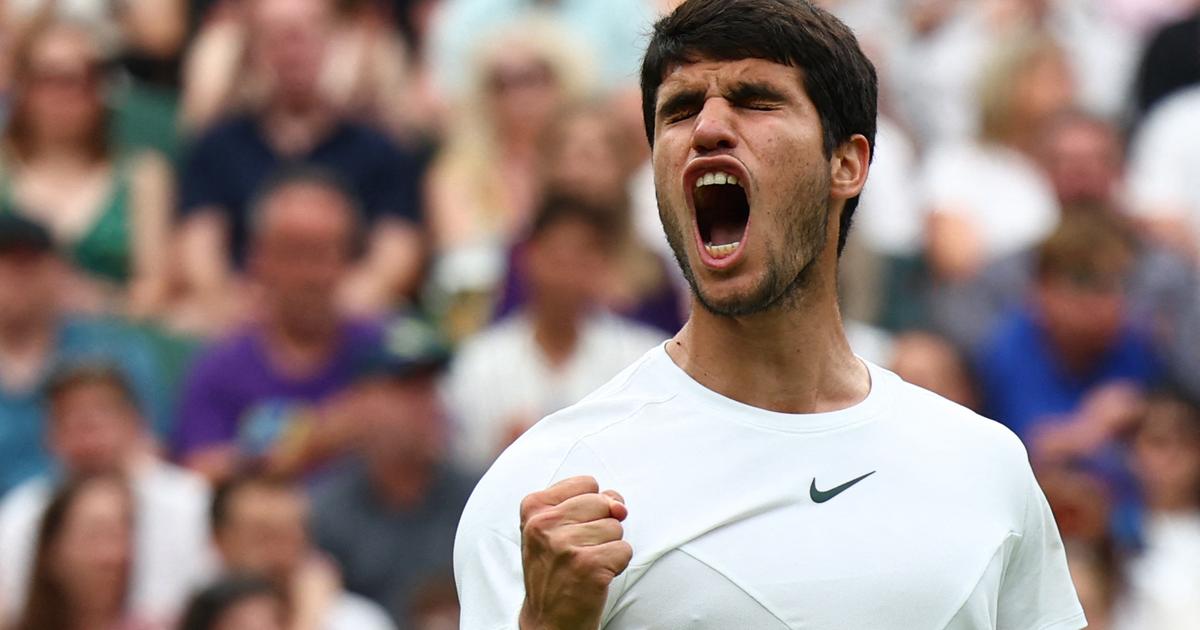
[188,115,257,151]
[457,346,672,535]
[884,366,1031,474]
[186,329,258,378]
[329,592,395,630]
[452,317,527,363]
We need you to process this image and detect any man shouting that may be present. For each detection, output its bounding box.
[453,1,1086,629]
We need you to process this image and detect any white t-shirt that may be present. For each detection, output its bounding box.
[1128,86,1200,250]
[326,592,396,630]
[455,344,1086,630]
[922,142,1060,262]
[1114,512,1200,630]
[445,312,667,473]
[0,460,215,624]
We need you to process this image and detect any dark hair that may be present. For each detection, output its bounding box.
[247,164,366,252]
[1035,211,1135,283]
[45,361,140,416]
[529,192,622,245]
[180,575,283,630]
[16,474,132,630]
[640,0,878,254]
[210,472,296,534]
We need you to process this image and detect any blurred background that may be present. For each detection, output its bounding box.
[0,0,1196,628]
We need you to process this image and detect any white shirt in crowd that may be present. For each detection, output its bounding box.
[1128,85,1200,252]
[0,459,215,624]
[1114,512,1200,630]
[325,593,396,630]
[455,343,1086,629]
[445,312,667,473]
[922,141,1061,262]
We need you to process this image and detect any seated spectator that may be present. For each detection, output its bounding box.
[181,575,286,630]
[13,474,168,629]
[1,18,172,317]
[888,331,978,411]
[931,117,1196,355]
[1035,109,1125,210]
[174,169,384,482]
[210,474,394,630]
[922,31,1068,282]
[1118,392,1200,630]
[445,194,667,472]
[975,213,1161,464]
[178,0,425,327]
[493,104,685,336]
[182,0,428,144]
[0,214,167,495]
[424,19,594,332]
[0,363,212,625]
[311,316,474,627]
[1128,84,1200,262]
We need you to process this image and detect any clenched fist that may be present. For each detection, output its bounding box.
[518,476,633,630]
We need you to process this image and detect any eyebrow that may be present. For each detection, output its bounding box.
[656,80,792,121]
[656,86,706,121]
[725,81,790,105]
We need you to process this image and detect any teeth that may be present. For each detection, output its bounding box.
[695,171,742,188]
[704,242,740,259]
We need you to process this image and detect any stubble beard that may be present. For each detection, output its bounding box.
[658,171,831,318]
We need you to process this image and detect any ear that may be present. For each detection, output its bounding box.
[829,134,871,202]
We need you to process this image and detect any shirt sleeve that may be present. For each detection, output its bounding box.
[996,462,1087,630]
[454,525,524,630]
[1127,92,1199,217]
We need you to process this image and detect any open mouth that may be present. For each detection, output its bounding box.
[693,171,750,261]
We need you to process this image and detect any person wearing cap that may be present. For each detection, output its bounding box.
[309,314,476,628]
[0,213,167,495]
[0,362,214,625]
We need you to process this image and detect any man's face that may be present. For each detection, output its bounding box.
[216,485,309,584]
[251,184,352,336]
[1036,272,1127,357]
[0,250,58,326]
[48,382,140,476]
[1040,120,1122,206]
[250,0,330,104]
[526,219,611,315]
[651,58,833,316]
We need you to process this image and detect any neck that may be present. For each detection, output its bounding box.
[20,140,98,168]
[667,264,869,414]
[1145,488,1200,515]
[262,313,339,377]
[261,99,333,156]
[70,596,122,630]
[530,302,582,368]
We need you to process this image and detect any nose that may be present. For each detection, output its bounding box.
[691,99,738,154]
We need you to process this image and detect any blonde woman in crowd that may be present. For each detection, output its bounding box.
[424,18,594,337]
[426,18,593,253]
[0,18,172,318]
[921,30,1070,282]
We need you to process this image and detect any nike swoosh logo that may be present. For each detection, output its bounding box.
[810,471,876,503]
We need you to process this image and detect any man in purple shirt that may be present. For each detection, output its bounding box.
[175,167,383,482]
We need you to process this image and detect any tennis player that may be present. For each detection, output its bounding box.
[454,1,1087,628]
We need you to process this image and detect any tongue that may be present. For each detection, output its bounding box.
[709,221,744,246]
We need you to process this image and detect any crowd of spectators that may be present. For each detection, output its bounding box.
[0,0,1197,628]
